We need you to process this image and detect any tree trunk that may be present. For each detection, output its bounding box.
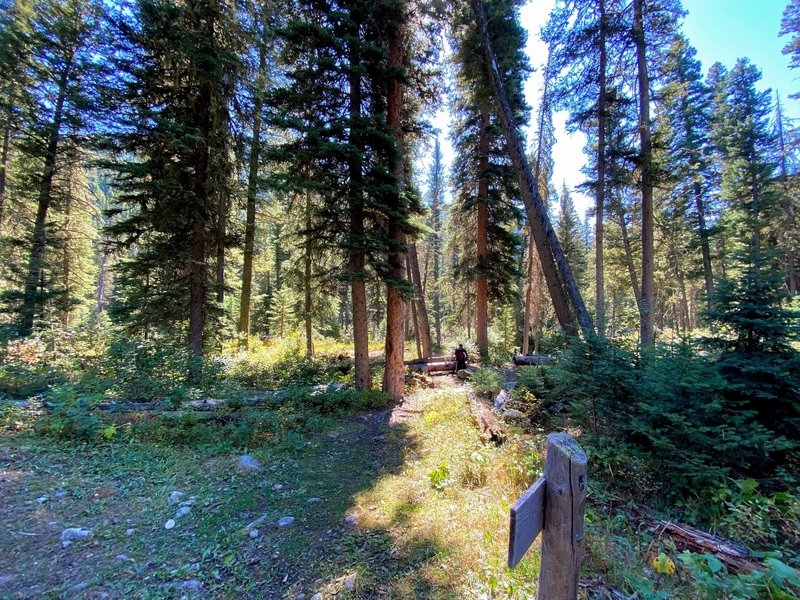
[471,0,593,337]
[407,256,422,359]
[61,190,72,329]
[522,235,534,355]
[382,17,407,402]
[476,106,490,357]
[775,95,797,294]
[615,193,642,305]
[0,118,10,227]
[596,0,607,336]
[409,242,432,357]
[95,249,108,315]
[304,190,314,357]
[633,0,655,347]
[237,18,268,349]
[188,12,216,379]
[19,58,72,336]
[349,34,371,390]
[216,193,226,303]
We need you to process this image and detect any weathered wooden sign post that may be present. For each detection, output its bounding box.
[508,433,588,600]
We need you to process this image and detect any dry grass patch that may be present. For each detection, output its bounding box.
[352,387,546,597]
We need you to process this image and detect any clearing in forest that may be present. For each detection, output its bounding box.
[0,377,543,599]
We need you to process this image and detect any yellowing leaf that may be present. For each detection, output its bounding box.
[651,552,676,575]
[100,426,117,440]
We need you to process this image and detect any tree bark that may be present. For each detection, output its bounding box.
[20,56,73,336]
[471,0,593,338]
[0,118,10,227]
[382,16,407,402]
[188,10,216,378]
[595,0,607,336]
[407,256,422,359]
[237,16,268,349]
[615,193,642,305]
[476,106,490,357]
[522,235,534,355]
[409,242,432,357]
[304,190,314,357]
[633,0,655,347]
[349,32,371,390]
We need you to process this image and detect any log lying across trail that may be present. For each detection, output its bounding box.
[406,361,457,374]
[512,355,552,366]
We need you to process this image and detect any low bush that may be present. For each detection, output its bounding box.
[471,368,500,398]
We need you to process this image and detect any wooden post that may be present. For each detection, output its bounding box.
[538,433,588,600]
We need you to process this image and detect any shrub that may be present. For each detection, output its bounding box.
[471,368,500,398]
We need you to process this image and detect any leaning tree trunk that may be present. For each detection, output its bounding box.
[471,0,593,338]
[382,15,407,402]
[633,0,655,347]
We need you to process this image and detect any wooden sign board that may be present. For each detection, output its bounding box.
[508,476,546,568]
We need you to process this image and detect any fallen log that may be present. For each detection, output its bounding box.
[407,361,457,373]
[468,391,506,445]
[639,516,758,574]
[512,355,552,366]
[404,355,451,365]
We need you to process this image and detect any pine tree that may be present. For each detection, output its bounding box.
[658,36,716,310]
[427,137,445,350]
[103,0,241,377]
[781,0,800,99]
[450,0,527,358]
[557,183,588,290]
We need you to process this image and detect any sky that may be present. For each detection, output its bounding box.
[426,0,797,218]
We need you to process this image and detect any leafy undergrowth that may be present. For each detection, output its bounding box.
[0,380,545,599]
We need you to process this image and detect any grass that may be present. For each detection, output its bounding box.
[0,379,547,599]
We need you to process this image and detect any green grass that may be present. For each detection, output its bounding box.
[0,383,546,599]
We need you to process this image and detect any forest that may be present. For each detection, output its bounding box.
[0,0,799,598]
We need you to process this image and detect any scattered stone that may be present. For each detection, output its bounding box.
[272,483,284,491]
[61,527,92,548]
[168,491,184,505]
[12,400,29,408]
[493,389,510,412]
[176,580,203,592]
[67,581,89,593]
[502,408,525,420]
[237,455,262,472]
[115,554,130,562]
[344,573,357,592]
[164,519,176,530]
[344,514,357,525]
[368,505,377,511]
[54,488,67,498]
[456,369,470,380]
[372,435,385,442]
[179,497,196,507]
[175,506,191,519]
[277,516,295,528]
[311,594,322,600]
[307,497,321,504]
[125,528,135,537]
[249,529,259,539]
[245,515,268,530]
[36,496,48,504]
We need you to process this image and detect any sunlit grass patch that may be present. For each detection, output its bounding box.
[352,388,545,597]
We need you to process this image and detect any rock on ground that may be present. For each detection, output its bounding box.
[60,527,92,548]
[237,455,263,472]
[493,389,510,412]
[277,516,295,527]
